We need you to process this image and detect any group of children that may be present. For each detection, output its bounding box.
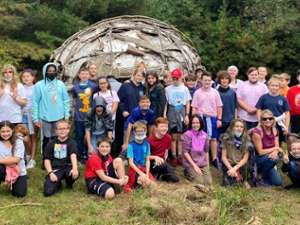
[0,62,300,199]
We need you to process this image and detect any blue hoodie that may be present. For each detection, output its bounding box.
[32,62,70,122]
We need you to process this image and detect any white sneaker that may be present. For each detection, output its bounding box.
[26,159,36,169]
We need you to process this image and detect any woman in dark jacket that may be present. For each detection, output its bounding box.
[145,71,166,118]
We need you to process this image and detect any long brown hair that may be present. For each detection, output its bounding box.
[0,121,16,155]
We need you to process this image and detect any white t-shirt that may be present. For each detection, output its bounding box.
[229,79,243,92]
[93,90,119,120]
[0,83,26,123]
[165,84,192,110]
[22,84,34,115]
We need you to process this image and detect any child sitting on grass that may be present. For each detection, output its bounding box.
[221,119,251,187]
[85,138,128,199]
[282,138,300,189]
[124,121,155,192]
[43,120,79,197]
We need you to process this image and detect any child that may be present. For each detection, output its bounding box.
[258,66,268,84]
[71,67,97,163]
[165,68,191,166]
[191,71,223,168]
[85,95,113,152]
[227,65,243,92]
[85,138,128,199]
[256,77,290,143]
[88,62,98,83]
[43,120,79,197]
[217,70,237,135]
[221,119,251,187]
[20,69,37,169]
[148,117,179,182]
[145,71,166,118]
[182,115,212,187]
[0,64,27,124]
[122,95,155,150]
[279,73,290,97]
[32,62,70,153]
[185,74,197,99]
[124,121,155,192]
[162,71,173,88]
[282,139,300,189]
[0,121,27,197]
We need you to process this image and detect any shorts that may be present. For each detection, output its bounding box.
[127,166,155,189]
[41,120,57,138]
[22,114,34,135]
[203,116,218,139]
[85,164,117,197]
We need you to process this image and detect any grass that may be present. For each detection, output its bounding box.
[1,156,300,224]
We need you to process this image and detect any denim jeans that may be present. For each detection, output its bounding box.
[288,161,300,185]
[255,154,282,186]
[74,121,87,160]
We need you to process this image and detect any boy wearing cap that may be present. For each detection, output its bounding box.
[192,72,223,168]
[164,68,191,166]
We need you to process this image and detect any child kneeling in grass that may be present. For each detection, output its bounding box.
[85,138,128,199]
[124,121,155,192]
[221,119,251,187]
[43,120,79,197]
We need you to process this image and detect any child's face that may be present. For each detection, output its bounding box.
[139,99,150,111]
[163,75,173,86]
[133,73,144,84]
[22,72,34,85]
[248,70,259,83]
[228,68,238,78]
[147,75,157,86]
[291,143,300,158]
[191,117,201,131]
[233,121,244,136]
[186,80,196,89]
[95,106,104,115]
[79,70,90,83]
[172,77,181,86]
[258,67,268,81]
[280,76,290,87]
[98,78,109,91]
[56,123,70,139]
[98,141,111,156]
[268,81,280,95]
[3,68,14,82]
[156,123,168,136]
[0,126,13,140]
[201,75,212,89]
[134,127,147,140]
[220,78,230,87]
[89,65,97,78]
[196,71,203,80]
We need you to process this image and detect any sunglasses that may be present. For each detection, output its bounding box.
[262,117,274,121]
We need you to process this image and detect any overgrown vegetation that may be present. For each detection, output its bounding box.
[0,0,299,78]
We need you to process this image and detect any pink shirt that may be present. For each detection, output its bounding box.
[236,81,268,122]
[191,87,223,117]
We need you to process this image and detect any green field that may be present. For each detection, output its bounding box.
[1,164,300,225]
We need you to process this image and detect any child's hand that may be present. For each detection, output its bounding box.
[227,167,237,177]
[154,156,164,166]
[184,115,189,125]
[70,168,79,179]
[283,154,289,163]
[49,173,58,182]
[122,143,128,151]
[217,120,222,128]
[34,121,41,128]
[193,165,203,176]
[268,150,278,160]
[122,111,129,118]
[88,144,94,154]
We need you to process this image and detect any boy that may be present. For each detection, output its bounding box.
[165,68,191,166]
[185,74,197,98]
[217,70,237,134]
[124,121,155,192]
[122,95,155,150]
[43,120,79,196]
[192,71,223,168]
[256,77,290,143]
[148,117,179,182]
[279,73,291,97]
[85,96,113,153]
[258,66,268,84]
[282,139,300,189]
[84,138,128,199]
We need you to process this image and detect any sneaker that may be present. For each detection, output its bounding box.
[123,185,132,193]
[26,159,36,169]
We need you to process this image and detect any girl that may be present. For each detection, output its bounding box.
[85,138,128,199]
[0,64,27,124]
[71,67,97,163]
[221,119,251,187]
[252,109,282,186]
[0,121,27,197]
[227,65,243,92]
[20,69,36,169]
[145,71,166,118]
[93,76,119,124]
[181,115,212,187]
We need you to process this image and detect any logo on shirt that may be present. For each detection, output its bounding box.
[79,87,92,113]
[278,99,283,106]
[295,94,300,107]
[54,144,67,159]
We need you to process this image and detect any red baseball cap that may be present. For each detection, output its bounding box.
[171,68,182,79]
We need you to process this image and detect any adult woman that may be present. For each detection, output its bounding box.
[251,109,282,186]
[145,71,166,118]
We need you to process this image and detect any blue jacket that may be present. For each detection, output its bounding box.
[32,63,70,122]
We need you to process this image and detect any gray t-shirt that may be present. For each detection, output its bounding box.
[0,139,26,176]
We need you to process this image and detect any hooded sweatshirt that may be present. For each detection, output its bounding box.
[32,63,70,122]
[85,96,113,135]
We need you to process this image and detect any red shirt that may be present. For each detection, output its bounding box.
[287,85,300,115]
[84,153,113,179]
[147,133,171,159]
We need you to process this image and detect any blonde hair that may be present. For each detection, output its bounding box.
[260,109,276,128]
[133,120,147,131]
[280,73,291,80]
[1,64,19,91]
[267,76,281,86]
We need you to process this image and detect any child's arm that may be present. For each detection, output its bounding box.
[70,153,79,179]
[216,106,222,128]
[145,156,150,177]
[123,123,133,150]
[44,159,58,182]
[221,149,233,170]
[85,130,94,153]
[0,156,20,166]
[233,151,249,171]
[95,169,123,185]
[238,98,256,114]
[256,109,262,121]
[284,111,290,134]
[184,101,190,125]
[111,101,119,115]
[183,152,202,175]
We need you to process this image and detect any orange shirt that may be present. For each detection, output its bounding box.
[279,86,289,97]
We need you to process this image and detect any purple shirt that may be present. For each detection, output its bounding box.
[182,129,209,168]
